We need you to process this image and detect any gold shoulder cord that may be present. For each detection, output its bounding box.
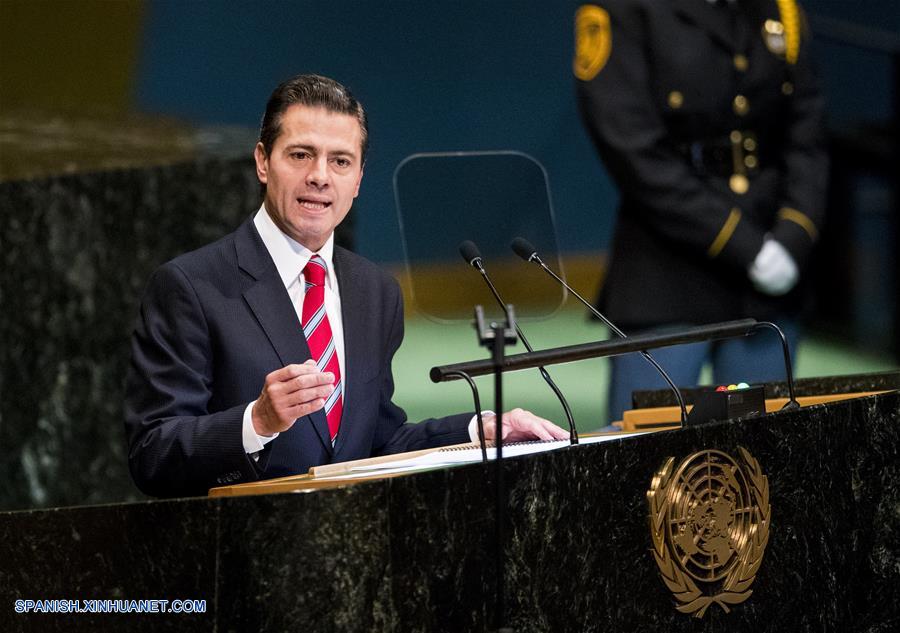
[775,0,800,64]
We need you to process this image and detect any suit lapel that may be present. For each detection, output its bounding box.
[331,247,369,455]
[234,219,334,456]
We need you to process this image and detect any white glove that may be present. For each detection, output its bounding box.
[748,237,798,296]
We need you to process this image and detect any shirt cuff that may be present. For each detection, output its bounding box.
[242,400,279,460]
[467,410,495,442]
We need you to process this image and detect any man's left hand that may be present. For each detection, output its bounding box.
[479,408,569,442]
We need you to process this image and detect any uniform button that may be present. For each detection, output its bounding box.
[668,91,684,109]
[730,130,742,143]
[781,81,794,95]
[744,155,758,169]
[764,19,785,35]
[729,174,749,194]
[743,137,756,151]
[733,54,748,72]
[733,94,749,116]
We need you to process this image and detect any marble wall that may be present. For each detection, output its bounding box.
[0,159,353,510]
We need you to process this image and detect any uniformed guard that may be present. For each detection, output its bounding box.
[574,0,828,424]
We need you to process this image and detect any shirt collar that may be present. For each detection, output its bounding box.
[253,204,336,289]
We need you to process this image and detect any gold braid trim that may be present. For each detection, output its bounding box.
[777,207,818,241]
[776,0,800,64]
[708,208,742,258]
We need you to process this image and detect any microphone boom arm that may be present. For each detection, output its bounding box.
[510,237,689,425]
[431,319,759,382]
[532,253,688,424]
[458,240,579,444]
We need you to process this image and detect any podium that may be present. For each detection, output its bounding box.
[1,376,897,632]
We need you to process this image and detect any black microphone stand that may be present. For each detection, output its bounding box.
[460,241,578,444]
[442,369,489,463]
[753,321,801,410]
[431,319,760,381]
[473,304,517,633]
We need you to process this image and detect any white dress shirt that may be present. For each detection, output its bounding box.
[241,205,346,455]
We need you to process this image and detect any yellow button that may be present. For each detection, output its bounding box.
[764,19,784,35]
[729,174,749,194]
[668,91,684,109]
[733,94,749,116]
[781,81,794,95]
[733,54,748,72]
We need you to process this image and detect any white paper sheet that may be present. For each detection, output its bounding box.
[348,432,647,473]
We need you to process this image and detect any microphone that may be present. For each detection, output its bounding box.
[458,240,484,270]
[458,240,579,444]
[510,237,689,425]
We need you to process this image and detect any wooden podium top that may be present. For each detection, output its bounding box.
[208,432,645,498]
[618,390,887,431]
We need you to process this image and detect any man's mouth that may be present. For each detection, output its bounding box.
[297,198,331,211]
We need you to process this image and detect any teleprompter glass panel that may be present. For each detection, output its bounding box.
[394,151,566,322]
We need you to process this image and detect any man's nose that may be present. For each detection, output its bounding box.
[306,156,329,188]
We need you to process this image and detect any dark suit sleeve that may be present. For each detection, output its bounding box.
[576,1,766,269]
[125,262,261,497]
[371,279,472,455]
[769,9,828,270]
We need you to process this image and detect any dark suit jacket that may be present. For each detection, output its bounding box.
[125,217,471,497]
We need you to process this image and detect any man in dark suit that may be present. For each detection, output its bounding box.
[126,74,566,498]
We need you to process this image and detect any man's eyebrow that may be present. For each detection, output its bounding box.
[282,143,357,158]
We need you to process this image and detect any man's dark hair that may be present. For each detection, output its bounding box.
[258,73,369,162]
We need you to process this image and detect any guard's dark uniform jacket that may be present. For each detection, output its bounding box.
[575,0,827,328]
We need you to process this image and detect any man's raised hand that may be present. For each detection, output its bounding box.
[251,360,335,436]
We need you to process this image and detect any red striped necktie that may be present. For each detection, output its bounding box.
[301,255,343,441]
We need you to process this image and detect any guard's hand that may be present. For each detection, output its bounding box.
[480,408,569,442]
[748,238,799,296]
[251,360,335,436]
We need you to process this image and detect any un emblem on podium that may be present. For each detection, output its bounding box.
[647,448,771,618]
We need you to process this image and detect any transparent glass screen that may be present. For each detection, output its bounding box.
[394,151,567,322]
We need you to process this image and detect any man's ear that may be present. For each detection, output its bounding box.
[353,165,364,198]
[254,142,268,184]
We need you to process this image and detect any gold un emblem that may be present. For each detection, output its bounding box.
[647,447,771,618]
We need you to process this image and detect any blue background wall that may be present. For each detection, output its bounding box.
[134,1,611,263]
[133,0,899,263]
